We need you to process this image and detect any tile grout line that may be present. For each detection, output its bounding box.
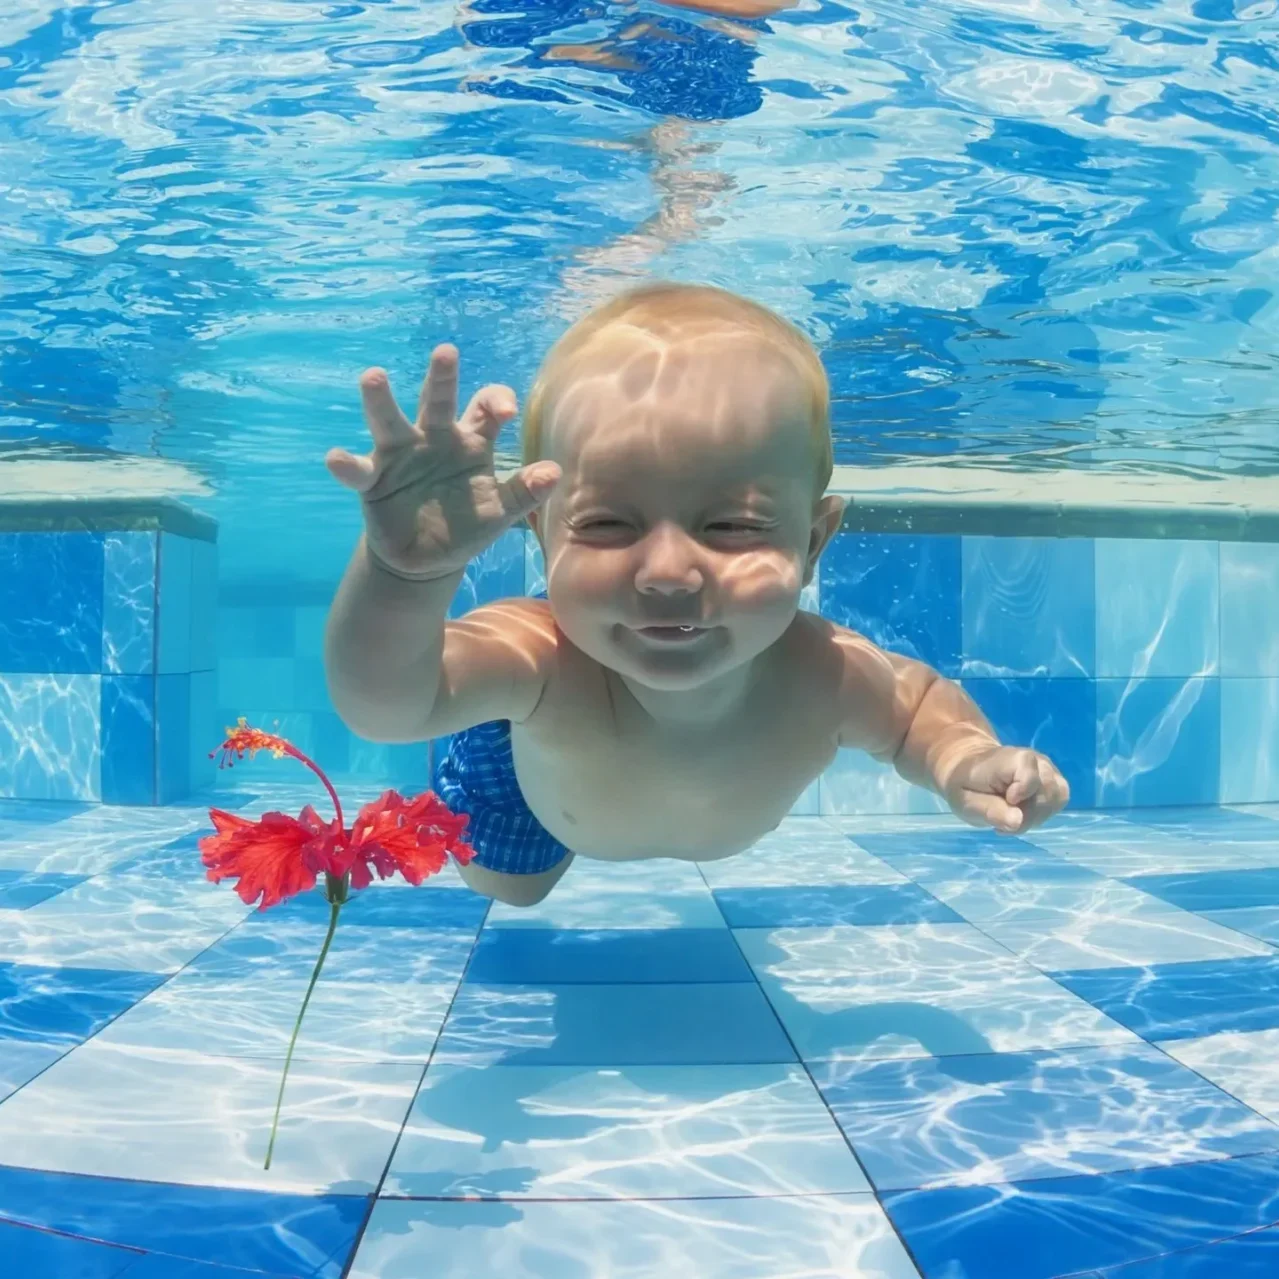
[336,893,495,1279]
[694,859,931,1279]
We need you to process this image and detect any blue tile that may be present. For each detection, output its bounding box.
[108,833,203,880]
[1116,805,1279,841]
[1203,907,1279,945]
[1220,542,1279,677]
[189,538,219,672]
[1222,678,1279,805]
[962,677,1096,809]
[1097,677,1221,807]
[1088,1226,1279,1277]
[0,674,102,802]
[100,676,156,807]
[0,869,86,909]
[187,916,476,986]
[0,1220,138,1278]
[961,536,1094,677]
[102,532,157,676]
[817,1044,1279,1192]
[436,983,795,1066]
[0,1163,367,1277]
[249,605,297,658]
[0,798,92,825]
[464,928,751,984]
[268,885,488,930]
[0,1039,66,1100]
[820,532,962,676]
[218,657,296,709]
[1050,956,1279,1041]
[292,657,332,712]
[850,828,1060,860]
[0,962,164,1046]
[157,674,191,804]
[121,1255,276,1279]
[0,532,104,674]
[881,1150,1279,1279]
[1096,539,1219,678]
[713,884,960,928]
[188,671,219,795]
[156,534,194,674]
[1124,867,1279,912]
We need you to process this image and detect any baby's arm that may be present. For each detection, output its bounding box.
[326,548,556,743]
[833,628,1069,832]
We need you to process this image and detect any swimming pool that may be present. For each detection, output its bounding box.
[3,1,1279,1276]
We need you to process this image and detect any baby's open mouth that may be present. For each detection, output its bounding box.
[636,625,707,642]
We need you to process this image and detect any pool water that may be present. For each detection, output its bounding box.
[1,793,1278,1276]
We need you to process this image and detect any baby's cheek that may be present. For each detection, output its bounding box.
[723,548,804,602]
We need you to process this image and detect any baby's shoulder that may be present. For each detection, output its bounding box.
[782,611,901,721]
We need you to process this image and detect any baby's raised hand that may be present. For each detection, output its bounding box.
[943,746,1069,835]
[326,344,561,580]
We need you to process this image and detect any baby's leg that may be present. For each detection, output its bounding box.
[457,852,575,907]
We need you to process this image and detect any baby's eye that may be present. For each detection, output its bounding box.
[707,521,767,534]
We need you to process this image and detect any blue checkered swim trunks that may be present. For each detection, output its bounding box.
[435,718,572,876]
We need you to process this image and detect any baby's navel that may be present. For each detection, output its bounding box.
[561,810,578,825]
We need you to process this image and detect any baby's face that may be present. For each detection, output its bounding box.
[531,332,841,692]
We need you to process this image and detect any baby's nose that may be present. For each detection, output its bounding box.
[635,524,704,595]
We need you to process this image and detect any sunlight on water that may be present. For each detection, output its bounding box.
[2,0,1278,580]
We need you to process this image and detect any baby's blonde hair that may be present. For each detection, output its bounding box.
[522,282,833,496]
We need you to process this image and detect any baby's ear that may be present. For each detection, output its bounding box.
[804,495,846,583]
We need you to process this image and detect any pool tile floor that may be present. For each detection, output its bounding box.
[0,795,1276,1277]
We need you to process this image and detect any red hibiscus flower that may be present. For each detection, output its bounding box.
[197,719,474,1169]
[201,806,343,910]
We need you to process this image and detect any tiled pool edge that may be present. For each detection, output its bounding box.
[2,470,1278,808]
[828,465,1279,542]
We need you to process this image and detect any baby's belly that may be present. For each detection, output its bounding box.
[521,774,797,863]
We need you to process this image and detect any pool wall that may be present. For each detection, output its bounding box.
[2,484,1277,811]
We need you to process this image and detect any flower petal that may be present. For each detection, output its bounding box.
[199,809,319,910]
[349,789,474,885]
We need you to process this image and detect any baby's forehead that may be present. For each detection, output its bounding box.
[547,326,809,435]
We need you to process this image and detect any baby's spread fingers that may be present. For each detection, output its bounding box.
[460,384,518,442]
[359,368,415,449]
[417,343,460,434]
[325,446,377,493]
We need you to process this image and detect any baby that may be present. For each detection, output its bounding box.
[324,283,1069,906]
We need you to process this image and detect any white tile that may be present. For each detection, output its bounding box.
[978,901,1275,971]
[350,1195,920,1279]
[909,870,1161,924]
[0,806,205,874]
[1160,1029,1279,1123]
[0,876,249,971]
[386,1062,867,1200]
[1023,823,1279,876]
[486,858,722,930]
[0,1038,421,1194]
[94,974,456,1064]
[735,924,1137,1061]
[700,819,905,888]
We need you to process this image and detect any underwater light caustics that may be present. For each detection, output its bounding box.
[197,718,475,1168]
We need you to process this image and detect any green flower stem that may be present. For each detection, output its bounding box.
[264,899,342,1170]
